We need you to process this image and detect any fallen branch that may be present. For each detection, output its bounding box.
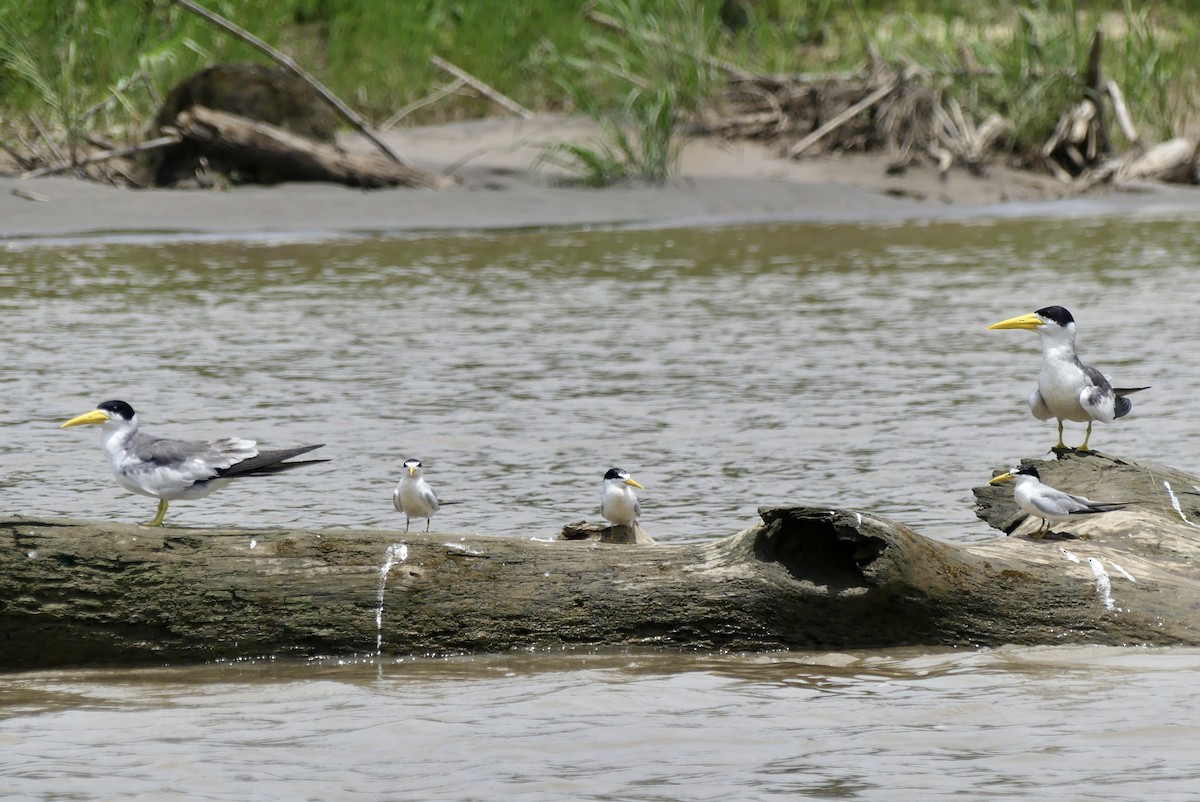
[20,135,182,179]
[785,77,899,158]
[5,451,1200,670]
[174,106,454,189]
[430,56,534,119]
[1105,80,1139,147]
[171,0,408,167]
[29,113,66,165]
[381,78,467,131]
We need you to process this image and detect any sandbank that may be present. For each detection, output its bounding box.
[2,116,1198,241]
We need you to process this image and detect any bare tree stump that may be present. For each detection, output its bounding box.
[3,451,1198,670]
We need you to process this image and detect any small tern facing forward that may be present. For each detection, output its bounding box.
[988,305,1147,452]
[600,467,644,530]
[60,400,327,526]
[393,458,439,533]
[989,465,1130,538]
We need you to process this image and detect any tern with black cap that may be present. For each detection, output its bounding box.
[60,400,327,526]
[989,305,1147,451]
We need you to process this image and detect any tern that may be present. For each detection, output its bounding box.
[60,400,327,526]
[600,467,644,530]
[989,465,1130,538]
[393,458,440,533]
[988,305,1147,451]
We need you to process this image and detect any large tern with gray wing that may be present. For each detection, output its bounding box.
[988,306,1147,451]
[60,400,327,526]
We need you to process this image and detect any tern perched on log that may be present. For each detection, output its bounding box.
[60,400,327,526]
[600,467,644,532]
[393,458,440,533]
[988,306,1147,451]
[989,465,1130,538]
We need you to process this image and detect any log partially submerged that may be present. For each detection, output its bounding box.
[3,451,1199,670]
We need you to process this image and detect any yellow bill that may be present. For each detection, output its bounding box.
[988,312,1043,331]
[60,409,110,429]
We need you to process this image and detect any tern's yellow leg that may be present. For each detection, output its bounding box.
[1054,420,1067,451]
[1080,421,1094,452]
[145,498,169,527]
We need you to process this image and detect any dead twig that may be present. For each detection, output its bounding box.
[20,135,182,179]
[381,78,467,131]
[1105,79,1139,148]
[0,138,36,171]
[786,76,899,159]
[170,0,408,167]
[29,113,66,165]
[429,56,534,119]
[11,187,48,202]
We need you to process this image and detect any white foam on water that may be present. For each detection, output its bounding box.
[443,542,483,556]
[375,543,408,655]
[1059,548,1081,563]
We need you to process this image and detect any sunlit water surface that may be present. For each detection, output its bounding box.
[2,214,1200,799]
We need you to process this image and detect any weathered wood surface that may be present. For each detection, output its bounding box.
[172,106,454,189]
[3,451,1199,670]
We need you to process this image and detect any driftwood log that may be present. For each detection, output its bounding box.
[3,451,1198,670]
[169,106,454,189]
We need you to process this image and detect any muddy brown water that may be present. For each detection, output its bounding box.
[2,214,1200,799]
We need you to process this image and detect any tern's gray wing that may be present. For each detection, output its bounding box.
[1044,488,1129,517]
[126,433,251,479]
[1078,363,1120,422]
[1026,487,1084,518]
[420,483,440,513]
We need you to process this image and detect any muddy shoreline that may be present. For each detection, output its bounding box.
[3,116,1198,240]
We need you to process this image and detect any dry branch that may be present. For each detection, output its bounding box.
[785,77,899,159]
[381,78,468,131]
[430,56,534,119]
[20,135,183,179]
[172,106,453,188]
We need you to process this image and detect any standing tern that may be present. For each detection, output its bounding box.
[989,465,1130,538]
[988,305,1147,451]
[393,458,440,533]
[60,400,328,526]
[600,467,644,530]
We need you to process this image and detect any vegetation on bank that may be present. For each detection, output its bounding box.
[1,0,1197,184]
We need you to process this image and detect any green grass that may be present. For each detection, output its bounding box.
[1,0,1196,179]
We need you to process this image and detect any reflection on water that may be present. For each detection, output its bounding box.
[2,647,1200,800]
[3,215,1200,799]
[2,217,1198,542]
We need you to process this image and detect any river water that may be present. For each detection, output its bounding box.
[2,212,1200,799]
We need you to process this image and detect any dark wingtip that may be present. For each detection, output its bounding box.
[1114,395,1133,419]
